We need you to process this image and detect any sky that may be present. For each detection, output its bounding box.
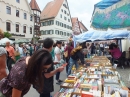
[28,0,101,30]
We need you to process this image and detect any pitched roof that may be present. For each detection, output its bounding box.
[30,0,41,12]
[40,0,64,20]
[79,21,88,31]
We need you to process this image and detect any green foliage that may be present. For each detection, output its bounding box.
[4,32,12,38]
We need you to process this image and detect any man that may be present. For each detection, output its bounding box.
[5,42,15,60]
[67,48,87,76]
[54,41,64,85]
[39,38,64,97]
[5,42,15,71]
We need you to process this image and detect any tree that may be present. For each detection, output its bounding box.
[4,32,12,38]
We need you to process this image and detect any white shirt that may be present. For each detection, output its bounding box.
[18,47,24,57]
[54,46,62,62]
[100,44,104,47]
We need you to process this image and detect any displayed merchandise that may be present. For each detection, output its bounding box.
[55,56,130,97]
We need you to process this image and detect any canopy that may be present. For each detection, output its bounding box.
[74,30,130,43]
[0,38,14,45]
[95,0,121,9]
[91,0,130,30]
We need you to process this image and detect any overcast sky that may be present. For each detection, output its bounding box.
[28,0,101,30]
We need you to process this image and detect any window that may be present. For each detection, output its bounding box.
[42,22,46,26]
[63,4,67,8]
[23,26,26,33]
[50,20,54,25]
[50,30,54,34]
[67,25,69,29]
[60,14,62,18]
[64,32,66,36]
[30,15,33,21]
[6,22,11,31]
[61,9,63,12]
[16,10,19,17]
[64,17,67,20]
[68,19,70,22]
[30,27,32,34]
[37,17,39,22]
[64,10,66,14]
[64,24,66,28]
[60,31,63,35]
[24,13,27,19]
[16,0,20,3]
[55,30,59,35]
[67,33,69,36]
[56,21,59,26]
[6,6,11,14]
[62,23,64,27]
[16,24,19,32]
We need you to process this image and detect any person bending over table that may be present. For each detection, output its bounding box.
[67,46,87,76]
[109,44,122,66]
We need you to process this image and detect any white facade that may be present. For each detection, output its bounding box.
[0,0,34,41]
[40,0,72,41]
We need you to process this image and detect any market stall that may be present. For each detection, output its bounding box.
[73,30,130,43]
[54,56,130,97]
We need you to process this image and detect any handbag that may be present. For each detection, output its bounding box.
[14,51,20,56]
[64,51,68,58]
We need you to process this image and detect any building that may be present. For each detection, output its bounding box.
[0,0,34,42]
[72,17,88,35]
[30,0,41,39]
[40,0,73,41]
[79,21,88,33]
[71,17,81,35]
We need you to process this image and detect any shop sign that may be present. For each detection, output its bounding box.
[11,33,25,37]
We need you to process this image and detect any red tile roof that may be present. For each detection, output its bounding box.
[40,0,64,20]
[79,21,88,31]
[30,0,41,12]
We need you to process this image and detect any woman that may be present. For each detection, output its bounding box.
[0,49,53,97]
[64,43,73,73]
[109,44,122,65]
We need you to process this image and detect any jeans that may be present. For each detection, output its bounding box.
[56,72,60,81]
[67,58,79,76]
[40,93,50,97]
[65,57,70,73]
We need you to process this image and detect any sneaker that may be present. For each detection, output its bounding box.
[56,81,61,85]
[58,79,63,83]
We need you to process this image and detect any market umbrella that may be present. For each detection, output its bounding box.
[0,38,14,45]
[91,0,130,30]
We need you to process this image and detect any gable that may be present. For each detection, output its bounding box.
[40,0,64,20]
[55,0,72,25]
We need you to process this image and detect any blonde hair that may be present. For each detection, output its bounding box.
[0,28,4,37]
[70,46,82,55]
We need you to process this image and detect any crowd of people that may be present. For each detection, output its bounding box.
[0,33,124,97]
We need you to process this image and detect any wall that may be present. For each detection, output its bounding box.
[0,0,34,39]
